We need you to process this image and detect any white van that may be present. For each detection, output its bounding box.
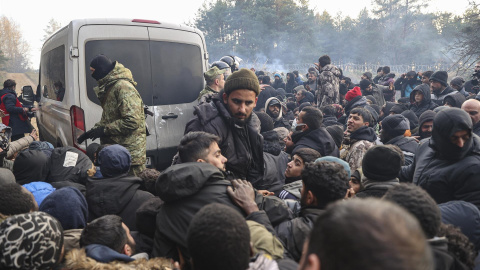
[37,18,208,169]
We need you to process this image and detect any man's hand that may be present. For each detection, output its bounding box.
[76,130,92,144]
[88,126,105,140]
[30,129,38,141]
[227,179,259,215]
[257,190,274,196]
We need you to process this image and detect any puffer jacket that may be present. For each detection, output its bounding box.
[385,135,418,166]
[185,93,264,187]
[409,84,438,118]
[291,128,339,157]
[316,64,341,106]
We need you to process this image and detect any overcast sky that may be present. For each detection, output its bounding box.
[0,0,473,69]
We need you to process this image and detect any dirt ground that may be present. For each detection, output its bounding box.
[4,73,38,131]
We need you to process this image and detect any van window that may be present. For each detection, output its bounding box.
[40,45,65,102]
[85,40,203,106]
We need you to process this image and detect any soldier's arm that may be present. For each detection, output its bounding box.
[104,84,144,136]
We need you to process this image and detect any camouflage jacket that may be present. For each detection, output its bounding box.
[93,62,146,165]
[197,85,217,104]
[340,129,376,172]
[316,64,341,106]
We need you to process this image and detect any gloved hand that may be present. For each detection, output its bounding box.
[88,126,105,140]
[76,130,92,144]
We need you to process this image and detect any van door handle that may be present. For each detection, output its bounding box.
[162,113,178,120]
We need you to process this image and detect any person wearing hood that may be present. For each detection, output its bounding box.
[377,66,396,102]
[0,79,36,141]
[86,144,154,231]
[430,71,456,106]
[293,70,303,86]
[359,79,386,107]
[401,110,419,132]
[272,73,286,90]
[394,71,421,98]
[316,55,341,106]
[380,115,418,166]
[320,105,340,127]
[443,92,466,108]
[399,108,480,210]
[291,106,339,157]
[409,83,438,118]
[265,97,291,130]
[285,73,298,93]
[341,107,377,172]
[450,76,470,97]
[461,99,480,136]
[76,55,146,177]
[13,150,49,184]
[412,110,436,141]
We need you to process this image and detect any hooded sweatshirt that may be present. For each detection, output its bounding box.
[285,73,298,93]
[400,108,480,209]
[265,97,291,130]
[414,110,436,140]
[39,186,87,230]
[443,92,466,108]
[409,84,438,117]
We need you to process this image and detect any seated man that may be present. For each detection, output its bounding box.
[299,198,433,270]
[64,215,171,268]
[152,131,291,261]
[86,144,154,230]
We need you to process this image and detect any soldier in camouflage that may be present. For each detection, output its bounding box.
[77,55,146,176]
[198,66,226,104]
[316,55,341,107]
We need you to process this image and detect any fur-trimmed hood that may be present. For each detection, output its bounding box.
[63,248,173,270]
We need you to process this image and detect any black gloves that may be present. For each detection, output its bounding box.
[77,126,105,144]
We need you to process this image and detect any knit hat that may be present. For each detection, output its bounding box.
[401,110,419,130]
[274,73,281,78]
[450,76,465,88]
[389,104,408,114]
[418,110,436,127]
[429,71,448,87]
[315,156,351,178]
[359,79,372,90]
[255,112,274,133]
[224,68,260,96]
[0,212,64,269]
[90,55,115,81]
[362,145,402,181]
[326,125,344,149]
[345,86,362,102]
[204,66,226,81]
[381,114,410,137]
[98,144,131,177]
[363,72,373,81]
[406,71,417,78]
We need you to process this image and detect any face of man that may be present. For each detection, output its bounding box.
[347,113,367,133]
[414,91,423,103]
[420,120,433,138]
[284,132,295,153]
[349,177,361,193]
[216,74,225,89]
[285,154,304,178]
[89,67,95,75]
[203,142,227,171]
[365,84,372,92]
[268,104,281,119]
[475,62,480,73]
[462,101,480,125]
[275,76,280,82]
[450,130,470,148]
[287,74,291,80]
[296,111,308,132]
[422,76,430,85]
[308,73,316,83]
[296,91,305,102]
[122,222,136,255]
[430,81,444,94]
[223,89,257,123]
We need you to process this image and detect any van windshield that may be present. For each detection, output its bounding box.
[85,40,203,106]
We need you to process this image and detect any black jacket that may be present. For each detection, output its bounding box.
[274,208,324,262]
[355,179,399,199]
[473,122,480,137]
[0,88,32,136]
[409,84,438,118]
[255,86,278,111]
[272,79,286,90]
[152,163,292,261]
[185,93,264,187]
[86,174,154,231]
[291,128,340,157]
[431,86,456,106]
[429,238,470,270]
[400,108,480,209]
[285,73,298,94]
[386,135,418,166]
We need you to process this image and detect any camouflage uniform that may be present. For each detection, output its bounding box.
[93,62,146,176]
[197,85,217,104]
[198,66,225,104]
[340,134,375,172]
[316,64,341,107]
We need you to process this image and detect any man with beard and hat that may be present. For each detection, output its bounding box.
[412,110,436,141]
[185,68,265,187]
[429,71,456,106]
[265,97,291,130]
[395,71,421,98]
[77,55,146,176]
[399,107,480,210]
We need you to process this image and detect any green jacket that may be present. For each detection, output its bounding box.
[93,62,146,165]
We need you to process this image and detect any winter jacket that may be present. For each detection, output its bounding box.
[185,93,265,186]
[429,238,470,270]
[322,116,340,127]
[394,76,421,98]
[341,126,377,172]
[152,163,292,261]
[355,178,399,198]
[46,147,94,186]
[474,121,480,137]
[409,84,438,118]
[385,135,418,166]
[377,73,396,102]
[272,78,286,90]
[431,86,456,106]
[13,150,49,184]
[86,174,154,231]
[291,128,339,157]
[7,134,34,159]
[0,88,32,136]
[93,62,146,166]
[362,83,386,108]
[255,86,278,111]
[274,208,324,261]
[64,246,172,270]
[262,130,288,193]
[464,79,479,95]
[22,181,55,206]
[400,108,480,209]
[443,92,466,108]
[285,73,298,94]
[316,64,341,106]
[265,97,291,130]
[439,200,480,251]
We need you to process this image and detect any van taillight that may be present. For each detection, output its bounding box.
[70,105,86,152]
[132,19,160,24]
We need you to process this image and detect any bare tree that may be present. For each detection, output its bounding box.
[0,16,30,72]
[42,18,62,42]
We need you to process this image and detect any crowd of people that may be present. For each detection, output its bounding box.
[1,54,480,270]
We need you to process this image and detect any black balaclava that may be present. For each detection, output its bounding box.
[90,55,115,81]
[431,107,473,161]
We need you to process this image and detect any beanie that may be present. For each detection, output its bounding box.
[98,145,131,177]
[450,76,465,88]
[359,79,372,90]
[90,55,115,81]
[406,71,417,78]
[224,68,260,96]
[429,71,448,87]
[315,156,351,178]
[363,72,372,81]
[362,145,402,181]
[401,110,419,130]
[345,86,362,102]
[255,112,274,133]
[326,125,344,149]
[389,104,408,114]
[381,114,410,137]
[418,110,436,127]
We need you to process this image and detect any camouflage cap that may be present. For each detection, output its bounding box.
[204,66,226,81]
